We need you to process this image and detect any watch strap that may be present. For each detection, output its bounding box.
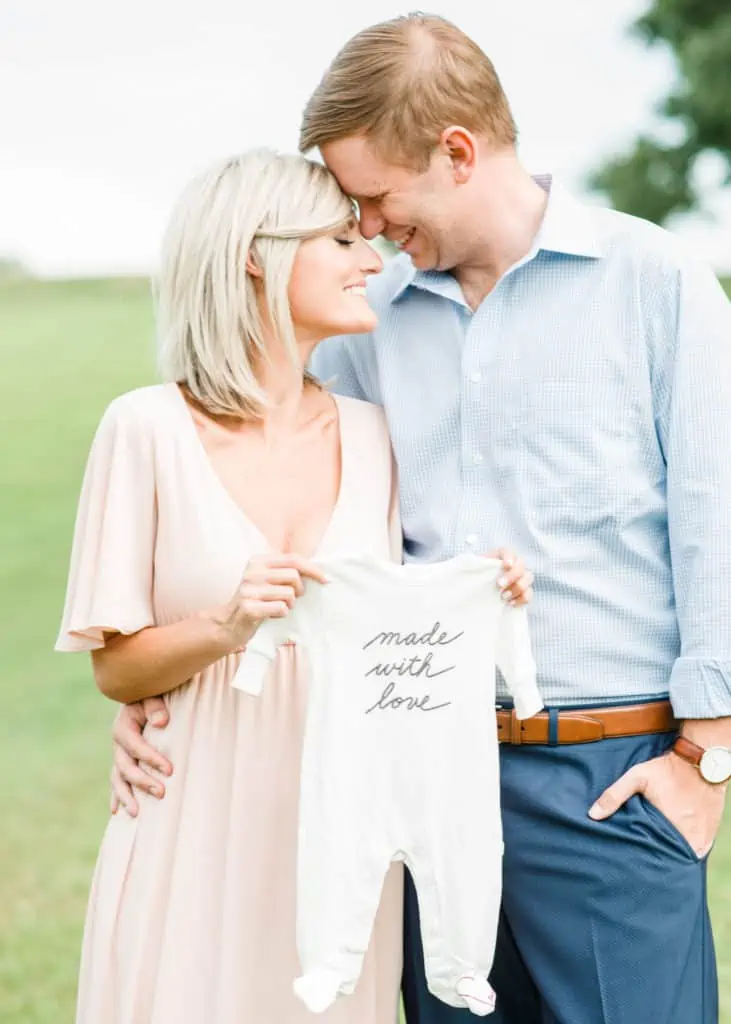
[672,735,704,767]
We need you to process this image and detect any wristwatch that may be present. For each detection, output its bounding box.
[672,736,731,785]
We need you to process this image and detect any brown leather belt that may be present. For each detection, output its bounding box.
[496,700,678,745]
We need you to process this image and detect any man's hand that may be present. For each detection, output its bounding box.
[588,749,727,858]
[487,547,534,606]
[111,697,173,818]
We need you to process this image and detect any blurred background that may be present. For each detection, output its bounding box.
[1,1,729,1021]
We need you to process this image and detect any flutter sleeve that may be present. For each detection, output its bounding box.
[55,395,157,652]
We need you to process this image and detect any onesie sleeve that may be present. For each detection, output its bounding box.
[55,395,157,652]
[495,605,543,719]
[231,614,302,695]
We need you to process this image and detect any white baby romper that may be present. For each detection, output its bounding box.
[233,552,543,1017]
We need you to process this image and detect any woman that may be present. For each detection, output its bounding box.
[56,149,533,1023]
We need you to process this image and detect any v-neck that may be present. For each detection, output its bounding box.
[169,382,348,559]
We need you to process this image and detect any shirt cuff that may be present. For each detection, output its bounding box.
[669,657,731,719]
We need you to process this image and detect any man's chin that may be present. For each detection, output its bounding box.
[408,251,438,272]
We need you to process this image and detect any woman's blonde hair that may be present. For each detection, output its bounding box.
[155,149,353,418]
[300,14,517,169]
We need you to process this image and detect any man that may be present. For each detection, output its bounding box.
[111,14,731,1023]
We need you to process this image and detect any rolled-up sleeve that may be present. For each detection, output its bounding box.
[656,260,731,717]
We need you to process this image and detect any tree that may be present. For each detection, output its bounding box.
[589,0,731,224]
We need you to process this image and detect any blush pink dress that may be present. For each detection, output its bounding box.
[56,383,404,1024]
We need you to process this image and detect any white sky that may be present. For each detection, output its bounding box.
[1,0,729,277]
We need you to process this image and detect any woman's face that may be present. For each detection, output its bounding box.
[288,218,383,342]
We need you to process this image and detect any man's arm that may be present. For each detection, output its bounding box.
[590,256,731,854]
[111,698,172,816]
[663,259,731,722]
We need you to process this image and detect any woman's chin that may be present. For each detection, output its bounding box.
[328,312,378,336]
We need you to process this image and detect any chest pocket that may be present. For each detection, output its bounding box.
[500,292,648,524]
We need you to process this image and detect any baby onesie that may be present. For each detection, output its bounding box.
[232,552,543,1017]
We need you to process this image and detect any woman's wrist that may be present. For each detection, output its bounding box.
[197,604,246,657]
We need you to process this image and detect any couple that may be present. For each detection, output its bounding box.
[57,13,731,1024]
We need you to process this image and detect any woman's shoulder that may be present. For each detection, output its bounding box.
[334,393,388,433]
[98,383,176,433]
[334,394,393,472]
[87,384,179,460]
[104,382,174,417]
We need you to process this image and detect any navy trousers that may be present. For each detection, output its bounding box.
[402,730,718,1024]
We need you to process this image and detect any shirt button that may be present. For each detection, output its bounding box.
[473,452,483,465]
[469,371,482,384]
[465,533,479,547]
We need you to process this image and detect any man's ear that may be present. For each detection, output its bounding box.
[246,250,263,278]
[439,126,477,184]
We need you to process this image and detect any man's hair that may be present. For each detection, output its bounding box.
[155,149,352,419]
[299,13,517,168]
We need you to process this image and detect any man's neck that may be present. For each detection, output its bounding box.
[452,160,549,311]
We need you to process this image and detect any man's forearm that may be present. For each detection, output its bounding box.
[681,716,731,750]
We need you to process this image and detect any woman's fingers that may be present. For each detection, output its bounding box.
[243,599,291,621]
[244,565,305,596]
[241,583,298,609]
[288,556,330,585]
[258,553,330,585]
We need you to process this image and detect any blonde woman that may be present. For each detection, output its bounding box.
[56,149,531,1023]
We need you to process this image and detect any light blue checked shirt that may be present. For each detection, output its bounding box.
[311,177,731,718]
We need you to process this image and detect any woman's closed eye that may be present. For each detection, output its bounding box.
[336,238,355,247]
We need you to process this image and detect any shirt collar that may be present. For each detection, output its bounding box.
[386,173,604,306]
[532,174,603,259]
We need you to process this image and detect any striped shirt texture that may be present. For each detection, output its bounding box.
[311,176,731,717]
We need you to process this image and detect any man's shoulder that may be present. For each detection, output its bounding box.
[591,204,690,281]
[365,252,414,312]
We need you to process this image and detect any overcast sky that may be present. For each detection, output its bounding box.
[1,0,729,277]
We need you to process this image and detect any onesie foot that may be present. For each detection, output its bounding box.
[456,973,496,1016]
[293,968,342,1013]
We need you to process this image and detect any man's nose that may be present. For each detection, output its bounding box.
[357,203,386,241]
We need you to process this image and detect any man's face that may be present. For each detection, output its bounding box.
[321,136,461,272]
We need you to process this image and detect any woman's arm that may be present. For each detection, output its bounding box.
[92,609,235,704]
[92,553,329,704]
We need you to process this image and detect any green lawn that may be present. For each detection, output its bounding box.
[1,276,730,1022]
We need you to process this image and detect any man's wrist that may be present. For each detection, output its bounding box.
[673,717,731,787]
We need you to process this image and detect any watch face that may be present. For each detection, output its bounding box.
[700,747,731,785]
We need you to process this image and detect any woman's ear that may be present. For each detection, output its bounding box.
[245,250,263,278]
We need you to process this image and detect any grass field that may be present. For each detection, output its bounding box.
[1,276,730,1022]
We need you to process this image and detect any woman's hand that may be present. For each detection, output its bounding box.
[212,553,330,651]
[487,547,534,606]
